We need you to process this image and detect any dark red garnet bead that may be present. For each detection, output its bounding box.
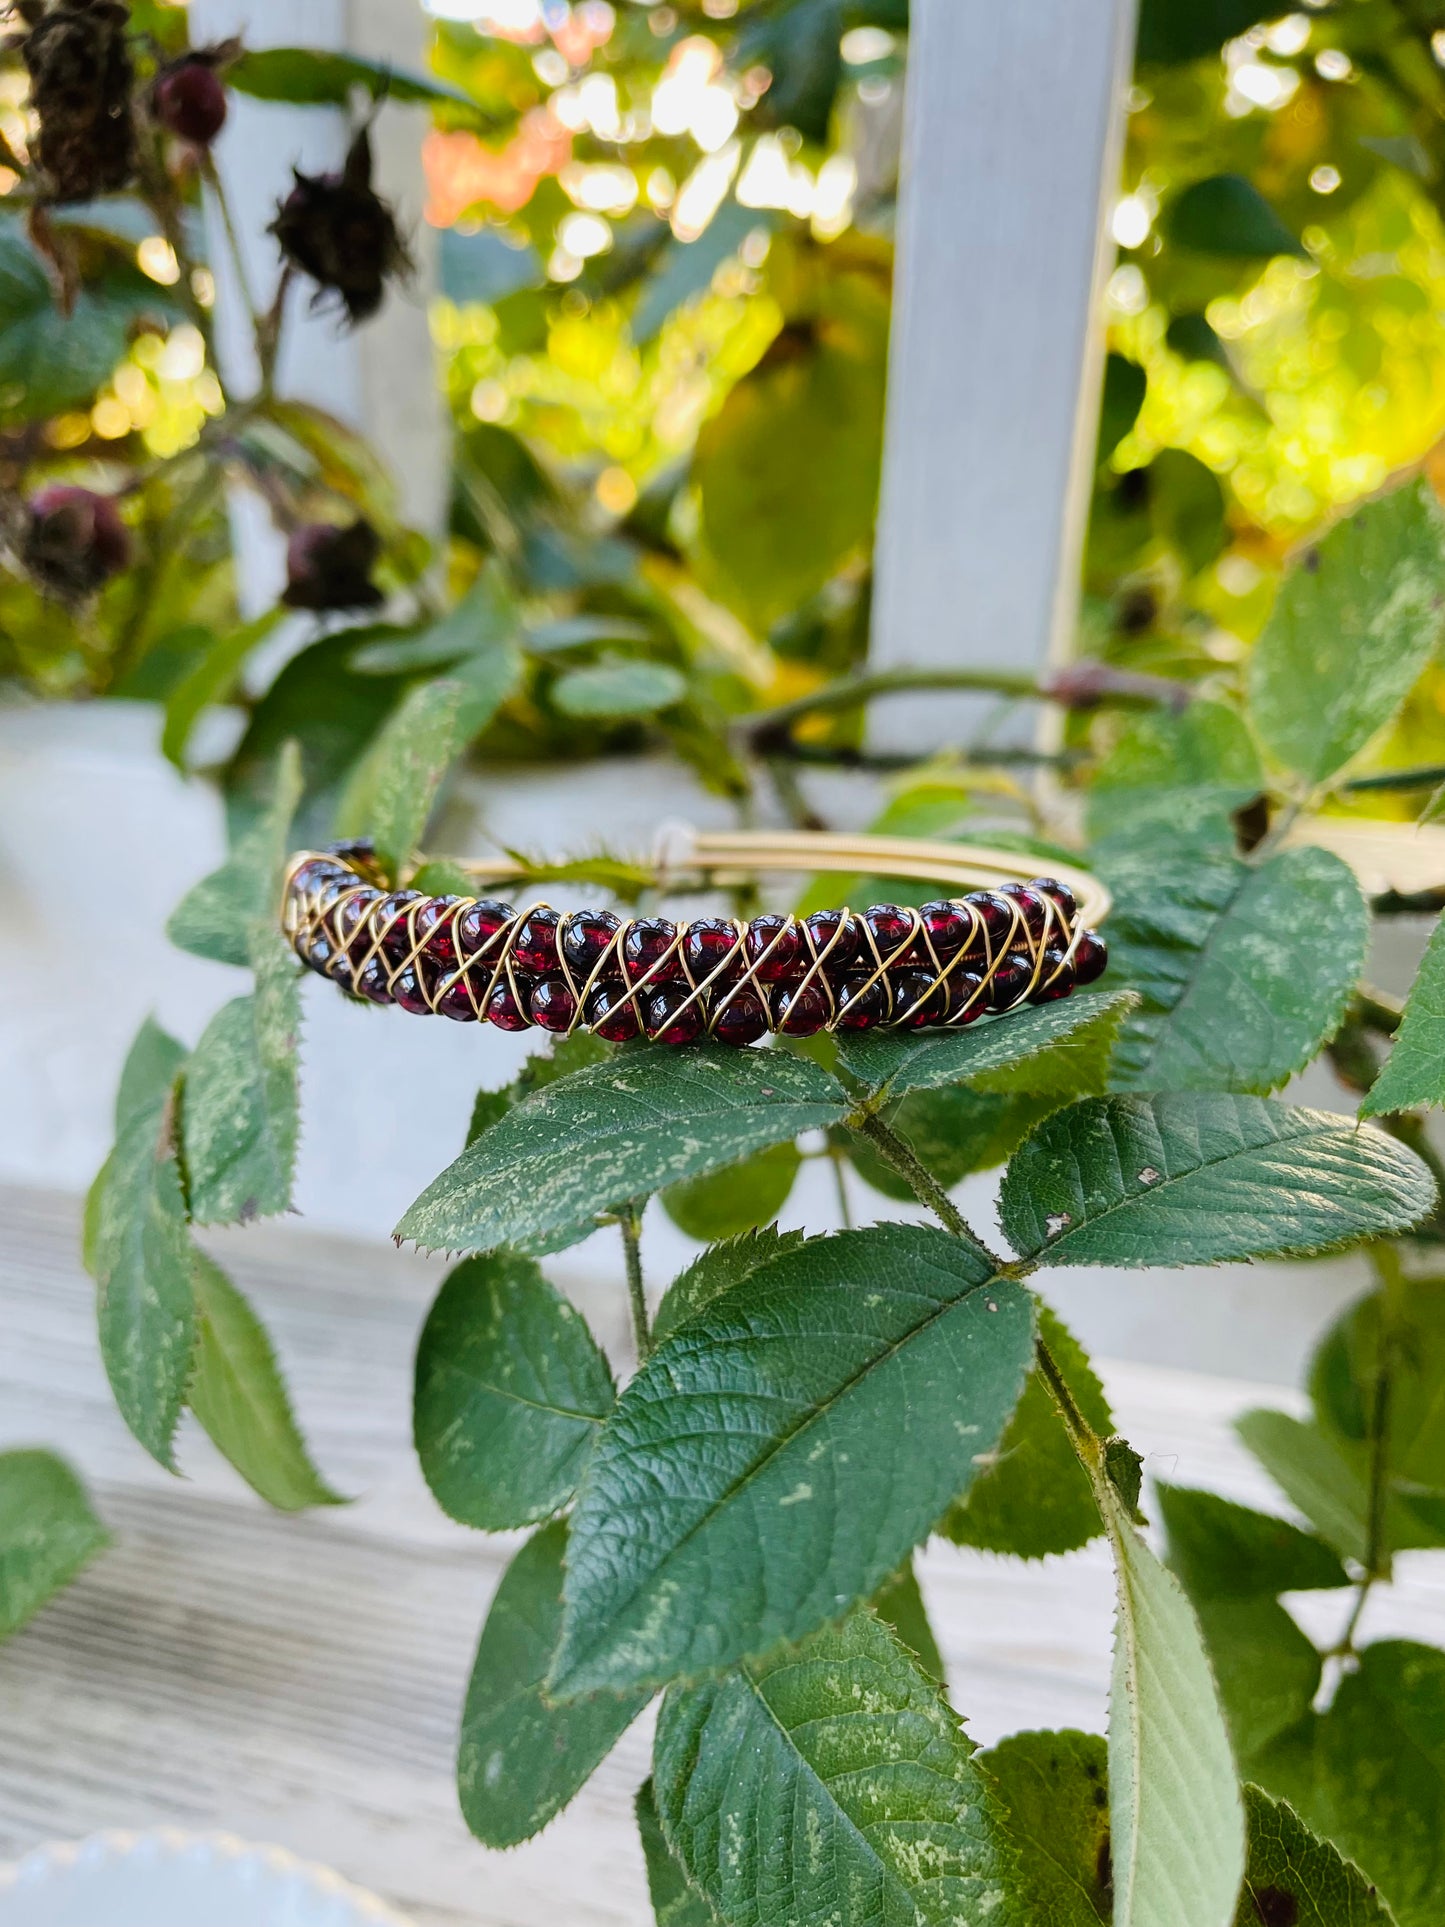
[745,913,801,982]
[712,987,769,1046]
[562,910,621,977]
[530,977,579,1033]
[969,892,1016,951]
[415,895,463,969]
[304,933,336,974]
[336,888,381,959]
[835,972,889,1030]
[1000,882,1050,938]
[1034,876,1077,922]
[986,952,1034,1011]
[512,907,561,976]
[772,979,829,1037]
[1029,946,1075,1004]
[458,898,514,959]
[487,977,533,1031]
[919,900,971,959]
[436,978,479,1021]
[946,970,987,1023]
[356,956,392,1005]
[377,891,423,964]
[1073,928,1108,985]
[646,983,704,1045]
[863,904,919,966]
[803,908,860,972]
[392,965,433,1016]
[586,980,642,1042]
[683,918,743,983]
[623,917,679,983]
[890,969,947,1028]
[291,857,341,895]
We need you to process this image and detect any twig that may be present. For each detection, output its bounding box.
[846,1109,1003,1268]
[620,1206,651,1364]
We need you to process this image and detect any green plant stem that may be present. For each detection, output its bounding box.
[202,153,263,363]
[847,1110,1002,1269]
[1034,1332,1105,1468]
[828,1142,853,1231]
[1341,760,1445,794]
[620,1207,651,1364]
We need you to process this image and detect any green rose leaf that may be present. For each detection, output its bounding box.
[1250,1641,1445,1927]
[942,1305,1113,1560]
[168,742,302,969]
[636,1779,722,1927]
[653,1608,1019,1927]
[161,611,287,772]
[1248,480,1445,785]
[977,1728,1111,1925]
[661,1140,801,1242]
[550,1224,1034,1699]
[227,45,483,111]
[652,1226,807,1344]
[396,1046,847,1257]
[1105,1481,1246,1927]
[1236,1785,1396,1927]
[334,676,468,881]
[1001,1094,1436,1269]
[182,930,302,1227]
[1362,914,1445,1119]
[456,1520,648,1848]
[1313,1273,1445,1503]
[188,1251,342,1512]
[414,1251,615,1531]
[0,1451,108,1642]
[88,1019,195,1468]
[550,658,687,719]
[1101,841,1367,1095]
[835,988,1135,1105]
[1234,1410,1377,1567]
[1136,0,1284,66]
[1086,699,1263,852]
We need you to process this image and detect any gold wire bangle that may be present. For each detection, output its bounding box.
[280,827,1111,1046]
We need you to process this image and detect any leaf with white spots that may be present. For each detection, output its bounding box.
[653,1607,1026,1927]
[550,1224,1034,1699]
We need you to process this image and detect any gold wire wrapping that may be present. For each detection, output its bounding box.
[280,839,1107,1040]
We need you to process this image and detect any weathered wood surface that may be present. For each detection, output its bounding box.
[3,1182,1443,1925]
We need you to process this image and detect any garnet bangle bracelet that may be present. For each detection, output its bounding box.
[281,829,1111,1047]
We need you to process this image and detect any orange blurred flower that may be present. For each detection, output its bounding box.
[424,108,572,225]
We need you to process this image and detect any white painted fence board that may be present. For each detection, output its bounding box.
[869,0,1138,747]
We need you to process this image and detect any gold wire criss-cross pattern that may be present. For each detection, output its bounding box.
[281,830,1111,1042]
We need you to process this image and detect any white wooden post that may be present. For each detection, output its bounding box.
[869,0,1139,748]
[188,0,447,614]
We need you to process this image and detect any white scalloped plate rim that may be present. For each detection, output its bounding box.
[0,1827,416,1925]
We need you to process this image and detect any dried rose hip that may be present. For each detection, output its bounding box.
[530,978,578,1033]
[22,0,136,204]
[712,987,769,1046]
[623,917,679,983]
[646,983,703,1045]
[152,54,228,145]
[269,126,410,324]
[586,981,642,1042]
[24,485,130,598]
[745,913,801,982]
[562,910,621,978]
[283,519,383,612]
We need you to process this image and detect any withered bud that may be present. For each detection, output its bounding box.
[268,127,411,325]
[282,519,384,613]
[151,49,229,146]
[24,485,131,599]
[21,0,136,205]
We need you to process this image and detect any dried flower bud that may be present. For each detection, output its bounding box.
[268,127,410,325]
[22,0,136,205]
[151,52,228,146]
[23,484,131,598]
[282,518,384,613]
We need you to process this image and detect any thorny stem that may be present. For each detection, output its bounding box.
[847,1109,995,1258]
[1035,1332,1105,1468]
[202,152,263,362]
[828,1142,853,1231]
[620,1206,651,1364]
